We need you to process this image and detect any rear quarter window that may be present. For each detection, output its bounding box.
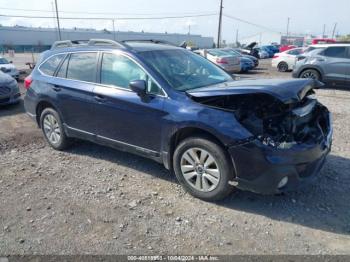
[39,54,65,76]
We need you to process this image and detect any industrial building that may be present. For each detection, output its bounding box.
[0,26,214,52]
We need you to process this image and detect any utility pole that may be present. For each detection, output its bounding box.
[286,17,290,36]
[331,22,337,39]
[322,24,326,38]
[112,19,116,40]
[188,24,191,35]
[217,0,223,48]
[235,29,239,46]
[54,0,61,40]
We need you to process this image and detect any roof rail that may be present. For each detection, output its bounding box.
[50,40,73,50]
[121,39,176,46]
[88,39,129,48]
[50,39,130,50]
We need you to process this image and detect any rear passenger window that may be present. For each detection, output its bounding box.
[67,53,97,82]
[324,47,347,58]
[39,54,65,76]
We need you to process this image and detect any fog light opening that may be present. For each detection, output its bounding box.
[277,176,288,189]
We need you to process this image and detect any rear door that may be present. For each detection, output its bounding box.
[321,46,349,85]
[53,52,98,134]
[90,52,166,152]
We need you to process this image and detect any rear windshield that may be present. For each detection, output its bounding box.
[207,50,230,57]
[138,49,232,91]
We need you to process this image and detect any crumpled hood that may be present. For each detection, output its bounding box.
[186,79,324,104]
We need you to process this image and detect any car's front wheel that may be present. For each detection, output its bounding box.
[40,108,71,150]
[173,136,235,201]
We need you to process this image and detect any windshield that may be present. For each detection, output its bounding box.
[0,58,9,64]
[138,49,233,91]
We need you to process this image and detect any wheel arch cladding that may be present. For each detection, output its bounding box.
[36,100,59,127]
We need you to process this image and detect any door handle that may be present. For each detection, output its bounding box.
[94,95,106,103]
[52,85,61,92]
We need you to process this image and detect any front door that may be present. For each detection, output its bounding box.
[91,52,167,152]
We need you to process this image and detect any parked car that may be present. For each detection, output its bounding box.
[311,38,336,45]
[261,45,278,57]
[241,42,260,58]
[24,39,332,201]
[271,48,304,72]
[219,49,255,72]
[222,48,259,68]
[194,49,241,73]
[292,44,350,87]
[254,48,270,59]
[0,56,19,80]
[279,45,297,52]
[0,71,21,106]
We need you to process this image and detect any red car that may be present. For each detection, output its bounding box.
[279,45,297,52]
[311,38,336,44]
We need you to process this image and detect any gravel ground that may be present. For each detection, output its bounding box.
[0,59,350,255]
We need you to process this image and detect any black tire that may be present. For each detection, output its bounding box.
[278,62,288,72]
[299,69,321,80]
[173,136,235,201]
[40,108,71,150]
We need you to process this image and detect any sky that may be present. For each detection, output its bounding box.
[0,0,349,44]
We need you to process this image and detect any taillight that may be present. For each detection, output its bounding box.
[24,75,32,90]
[216,57,229,64]
[272,55,279,59]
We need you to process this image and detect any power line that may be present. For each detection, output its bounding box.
[223,13,282,34]
[0,6,215,17]
[0,13,217,21]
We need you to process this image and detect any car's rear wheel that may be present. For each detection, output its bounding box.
[40,108,71,150]
[300,69,321,80]
[173,136,235,201]
[278,62,288,72]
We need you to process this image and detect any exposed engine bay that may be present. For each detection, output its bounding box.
[190,91,330,149]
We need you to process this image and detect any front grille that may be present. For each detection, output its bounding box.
[0,86,11,96]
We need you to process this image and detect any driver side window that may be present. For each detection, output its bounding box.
[101,53,164,95]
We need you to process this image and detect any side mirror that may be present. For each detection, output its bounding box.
[9,61,13,64]
[129,80,147,97]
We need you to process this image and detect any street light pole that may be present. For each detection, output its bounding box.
[54,0,62,40]
[217,0,223,48]
[286,17,290,36]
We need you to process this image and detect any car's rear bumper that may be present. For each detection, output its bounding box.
[228,112,332,194]
[220,64,241,73]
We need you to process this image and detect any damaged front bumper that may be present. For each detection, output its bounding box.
[228,112,332,195]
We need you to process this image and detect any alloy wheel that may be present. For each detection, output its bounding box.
[301,71,318,79]
[43,114,61,144]
[180,148,221,192]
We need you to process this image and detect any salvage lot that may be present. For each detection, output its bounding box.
[0,58,350,255]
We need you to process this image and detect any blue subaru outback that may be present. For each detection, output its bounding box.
[24,39,332,201]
